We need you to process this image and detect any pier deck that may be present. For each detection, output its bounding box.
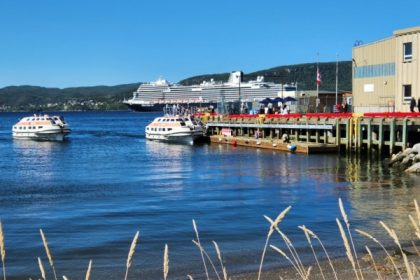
[210,135,339,154]
[198,112,420,154]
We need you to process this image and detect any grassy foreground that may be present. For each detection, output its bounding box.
[0,198,419,280]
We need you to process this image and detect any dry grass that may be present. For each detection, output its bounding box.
[258,206,291,280]
[0,199,419,280]
[85,259,92,280]
[39,229,57,280]
[0,221,5,280]
[163,244,169,280]
[192,219,209,280]
[37,257,46,280]
[124,231,139,280]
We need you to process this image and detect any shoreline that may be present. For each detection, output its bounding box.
[231,252,419,280]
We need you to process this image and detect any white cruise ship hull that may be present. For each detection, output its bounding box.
[124,71,297,112]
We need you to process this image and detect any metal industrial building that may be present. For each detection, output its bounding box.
[352,26,420,112]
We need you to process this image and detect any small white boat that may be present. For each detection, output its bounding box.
[145,112,204,145]
[12,114,71,141]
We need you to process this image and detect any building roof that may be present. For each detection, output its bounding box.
[393,26,420,36]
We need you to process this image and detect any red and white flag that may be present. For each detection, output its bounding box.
[316,67,321,86]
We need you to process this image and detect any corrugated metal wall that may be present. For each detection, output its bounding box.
[352,38,396,112]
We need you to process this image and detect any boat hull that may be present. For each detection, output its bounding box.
[146,132,200,145]
[13,130,70,142]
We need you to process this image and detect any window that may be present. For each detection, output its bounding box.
[403,84,412,102]
[404,42,412,61]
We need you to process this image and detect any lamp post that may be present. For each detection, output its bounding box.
[237,73,242,114]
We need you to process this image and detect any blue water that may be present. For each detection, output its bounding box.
[0,111,419,279]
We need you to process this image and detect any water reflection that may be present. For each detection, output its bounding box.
[342,154,420,241]
[11,140,66,180]
[144,141,195,192]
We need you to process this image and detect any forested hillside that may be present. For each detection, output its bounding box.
[180,61,352,91]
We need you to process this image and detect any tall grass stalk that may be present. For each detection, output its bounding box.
[298,225,338,280]
[192,219,209,280]
[270,245,305,279]
[0,221,5,280]
[379,221,414,280]
[355,229,403,280]
[276,228,305,277]
[336,218,359,280]
[39,229,57,280]
[299,225,325,280]
[38,257,46,280]
[192,240,221,280]
[124,231,139,280]
[409,215,420,239]
[412,241,420,256]
[212,241,228,280]
[266,215,305,276]
[163,244,169,280]
[364,246,382,280]
[85,259,92,280]
[258,206,291,280]
[339,198,363,280]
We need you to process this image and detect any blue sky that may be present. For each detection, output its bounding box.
[1,0,419,88]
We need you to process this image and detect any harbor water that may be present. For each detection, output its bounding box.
[0,111,418,279]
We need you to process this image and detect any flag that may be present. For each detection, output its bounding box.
[316,67,321,86]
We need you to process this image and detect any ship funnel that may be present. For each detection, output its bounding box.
[228,71,243,85]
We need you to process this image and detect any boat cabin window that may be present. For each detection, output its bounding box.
[170,119,175,122]
[168,128,172,131]
[38,126,43,129]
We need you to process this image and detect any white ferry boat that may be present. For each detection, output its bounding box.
[145,109,204,145]
[124,71,297,112]
[12,114,71,141]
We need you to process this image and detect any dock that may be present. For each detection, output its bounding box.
[198,112,420,154]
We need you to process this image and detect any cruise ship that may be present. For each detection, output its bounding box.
[123,71,297,112]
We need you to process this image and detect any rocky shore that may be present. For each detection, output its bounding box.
[390,143,420,172]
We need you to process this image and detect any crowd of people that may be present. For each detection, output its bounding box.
[258,103,290,115]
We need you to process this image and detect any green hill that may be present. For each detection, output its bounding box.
[180,61,352,91]
[0,83,140,111]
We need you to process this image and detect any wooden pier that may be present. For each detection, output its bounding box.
[198,112,420,154]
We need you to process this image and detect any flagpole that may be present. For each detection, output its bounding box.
[316,52,319,112]
[316,53,319,100]
[335,53,339,106]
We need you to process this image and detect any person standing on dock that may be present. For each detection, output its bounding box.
[410,97,416,112]
[418,97,420,112]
